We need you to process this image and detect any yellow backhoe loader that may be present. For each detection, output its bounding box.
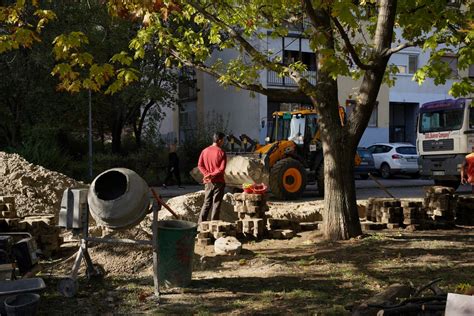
[191,108,361,200]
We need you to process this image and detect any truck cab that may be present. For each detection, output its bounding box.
[417,98,474,188]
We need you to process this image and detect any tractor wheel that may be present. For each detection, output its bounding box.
[270,158,307,200]
[316,165,324,197]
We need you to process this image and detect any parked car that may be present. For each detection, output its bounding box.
[355,147,376,179]
[367,143,419,179]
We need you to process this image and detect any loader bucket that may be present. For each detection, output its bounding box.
[190,155,269,188]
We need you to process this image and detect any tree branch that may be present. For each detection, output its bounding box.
[187,1,318,99]
[385,40,423,55]
[169,49,308,100]
[331,16,374,70]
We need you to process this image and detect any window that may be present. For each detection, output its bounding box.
[283,50,316,71]
[390,53,419,74]
[345,100,378,127]
[440,55,458,77]
[396,146,417,154]
[469,108,474,129]
[419,108,464,133]
[408,55,418,74]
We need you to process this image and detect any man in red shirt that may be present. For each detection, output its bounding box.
[461,149,474,193]
[198,132,227,223]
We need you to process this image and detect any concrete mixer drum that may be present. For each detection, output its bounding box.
[87,168,150,230]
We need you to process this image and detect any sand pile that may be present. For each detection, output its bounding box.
[0,152,80,217]
[140,191,237,234]
[267,200,324,222]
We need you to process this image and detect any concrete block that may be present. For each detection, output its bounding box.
[196,238,213,246]
[197,232,211,239]
[199,222,210,232]
[300,222,320,231]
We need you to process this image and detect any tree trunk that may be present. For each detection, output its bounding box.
[322,136,362,240]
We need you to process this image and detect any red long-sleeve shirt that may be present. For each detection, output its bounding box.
[198,145,227,183]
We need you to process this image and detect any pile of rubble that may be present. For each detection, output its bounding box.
[0,152,80,217]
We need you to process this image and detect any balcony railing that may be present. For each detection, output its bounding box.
[267,70,317,87]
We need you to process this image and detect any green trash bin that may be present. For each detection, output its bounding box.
[157,220,197,288]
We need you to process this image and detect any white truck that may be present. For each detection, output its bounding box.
[417,98,474,189]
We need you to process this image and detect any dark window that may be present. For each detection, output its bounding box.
[470,108,474,129]
[357,148,372,158]
[396,146,417,154]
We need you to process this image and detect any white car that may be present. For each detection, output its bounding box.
[367,143,419,179]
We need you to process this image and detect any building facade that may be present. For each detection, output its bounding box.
[162,31,467,148]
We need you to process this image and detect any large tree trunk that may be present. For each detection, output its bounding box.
[322,136,362,240]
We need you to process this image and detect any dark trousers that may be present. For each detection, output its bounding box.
[199,182,225,223]
[164,165,181,186]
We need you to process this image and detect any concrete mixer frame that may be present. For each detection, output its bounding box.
[57,202,161,301]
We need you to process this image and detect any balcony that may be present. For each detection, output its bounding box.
[267,70,317,87]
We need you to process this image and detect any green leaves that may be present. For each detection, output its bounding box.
[0,1,56,53]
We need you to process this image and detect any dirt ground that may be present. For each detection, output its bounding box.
[38,227,474,315]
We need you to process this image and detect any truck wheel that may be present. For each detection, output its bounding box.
[380,163,392,179]
[434,179,460,191]
[270,158,307,200]
[316,165,324,197]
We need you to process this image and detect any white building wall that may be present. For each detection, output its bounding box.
[389,49,457,105]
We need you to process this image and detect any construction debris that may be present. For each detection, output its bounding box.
[214,237,242,255]
[0,196,62,257]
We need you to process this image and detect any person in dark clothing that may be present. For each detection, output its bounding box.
[197,132,227,223]
[163,142,183,189]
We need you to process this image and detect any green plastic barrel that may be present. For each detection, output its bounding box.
[157,220,198,288]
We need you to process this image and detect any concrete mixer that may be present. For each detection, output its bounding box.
[58,168,196,300]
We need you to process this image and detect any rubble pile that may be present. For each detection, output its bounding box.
[0,152,80,217]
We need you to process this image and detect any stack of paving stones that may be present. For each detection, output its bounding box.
[197,220,237,246]
[402,201,425,228]
[266,218,301,239]
[423,186,456,226]
[454,195,474,226]
[233,193,269,239]
[364,198,401,229]
[379,200,403,228]
[0,196,63,257]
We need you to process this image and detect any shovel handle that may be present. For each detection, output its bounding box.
[150,188,180,219]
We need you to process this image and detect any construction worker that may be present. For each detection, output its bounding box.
[461,148,474,193]
[197,132,227,223]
